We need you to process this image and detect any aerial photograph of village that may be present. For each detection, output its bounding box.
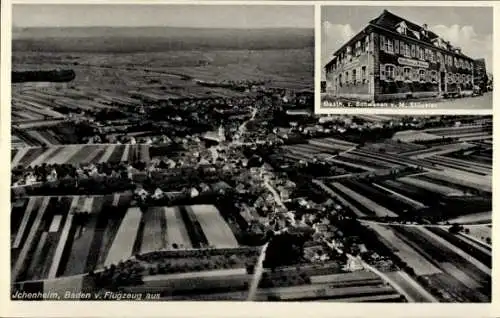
[10,4,491,303]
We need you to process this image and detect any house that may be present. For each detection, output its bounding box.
[324,10,476,101]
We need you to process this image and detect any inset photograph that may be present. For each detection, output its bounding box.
[320,6,493,110]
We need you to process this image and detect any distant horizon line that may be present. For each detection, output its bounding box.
[13,25,314,30]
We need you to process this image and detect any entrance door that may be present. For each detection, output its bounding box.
[440,72,446,93]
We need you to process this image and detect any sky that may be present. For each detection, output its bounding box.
[13,4,314,29]
[322,6,493,74]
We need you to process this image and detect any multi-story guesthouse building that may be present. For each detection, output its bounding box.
[324,10,476,102]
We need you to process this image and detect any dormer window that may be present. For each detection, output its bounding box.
[397,21,408,35]
[421,24,429,37]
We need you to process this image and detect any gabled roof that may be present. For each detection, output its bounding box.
[369,10,439,44]
[325,9,474,69]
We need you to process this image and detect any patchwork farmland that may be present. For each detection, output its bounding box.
[11,144,150,167]
[126,270,405,301]
[10,196,240,283]
[307,121,492,302]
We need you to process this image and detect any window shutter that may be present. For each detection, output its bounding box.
[380,35,385,51]
[394,40,399,54]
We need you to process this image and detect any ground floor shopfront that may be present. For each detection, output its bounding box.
[326,57,474,102]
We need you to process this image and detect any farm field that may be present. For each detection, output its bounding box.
[363,140,426,154]
[337,152,399,170]
[163,207,193,250]
[445,212,491,224]
[433,168,492,193]
[351,149,437,170]
[379,179,491,220]
[188,205,239,248]
[389,226,491,301]
[420,156,491,176]
[11,144,150,167]
[419,172,492,194]
[12,48,314,96]
[458,225,492,248]
[329,182,398,217]
[384,271,436,303]
[126,270,405,302]
[12,121,92,146]
[423,125,492,138]
[397,177,466,197]
[307,138,357,152]
[139,207,167,254]
[10,193,133,282]
[367,224,441,276]
[11,196,246,284]
[104,207,143,266]
[403,142,476,159]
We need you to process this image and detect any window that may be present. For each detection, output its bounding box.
[448,73,454,83]
[365,35,370,52]
[397,22,407,35]
[380,35,386,51]
[431,71,438,83]
[394,40,399,54]
[345,71,349,84]
[355,41,361,56]
[352,69,357,83]
[385,38,394,53]
[385,65,395,81]
[437,52,443,64]
[454,57,458,67]
[425,49,431,61]
[419,47,424,60]
[403,67,412,81]
[404,43,411,57]
[411,44,416,58]
[430,51,435,63]
[339,74,342,86]
[419,69,426,82]
[361,66,367,83]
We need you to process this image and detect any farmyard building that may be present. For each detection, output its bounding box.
[324,10,476,102]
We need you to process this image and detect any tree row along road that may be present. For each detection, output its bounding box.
[359,219,492,228]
